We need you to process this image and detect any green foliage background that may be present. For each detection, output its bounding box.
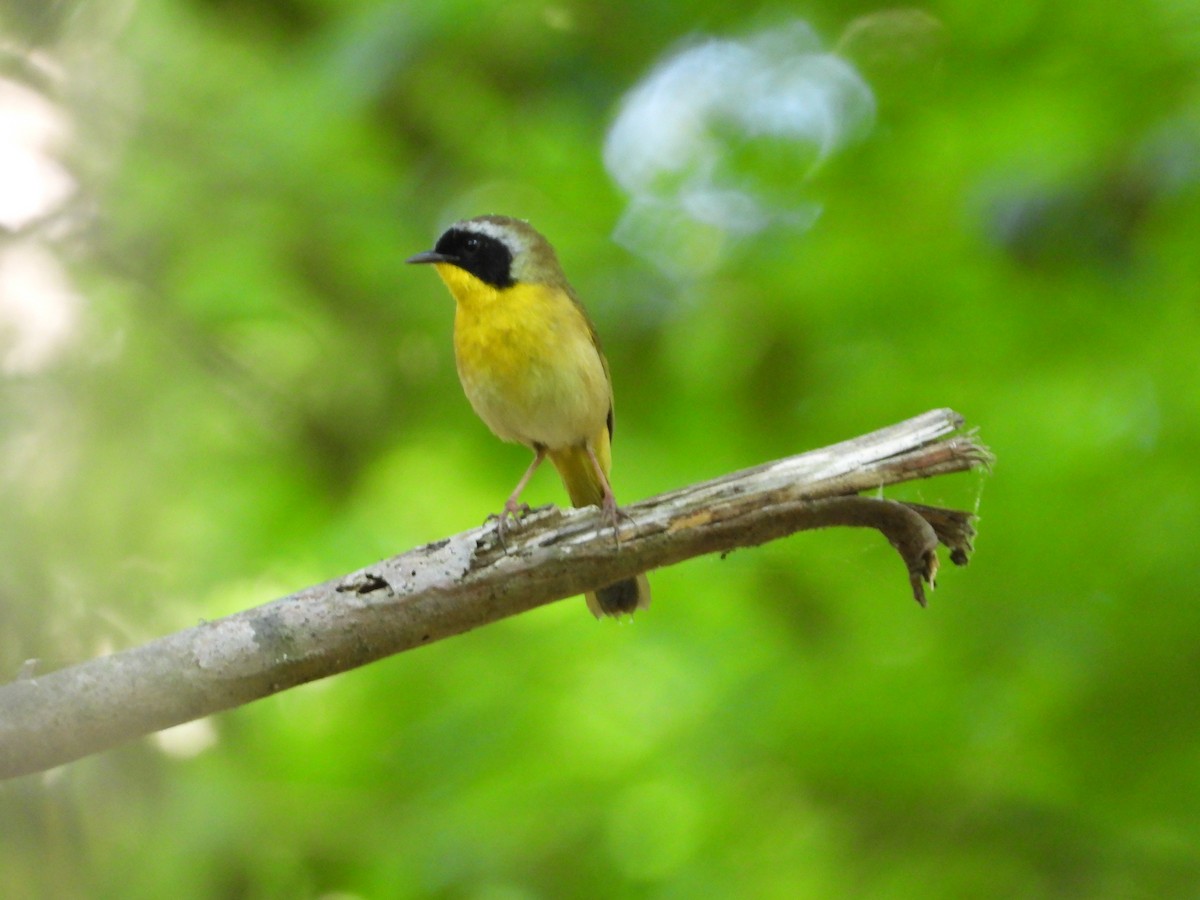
[2,0,1198,896]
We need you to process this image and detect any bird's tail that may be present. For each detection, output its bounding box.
[548,436,651,618]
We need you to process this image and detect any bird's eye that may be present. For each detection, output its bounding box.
[463,236,480,254]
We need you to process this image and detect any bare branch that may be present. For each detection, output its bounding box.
[0,408,991,780]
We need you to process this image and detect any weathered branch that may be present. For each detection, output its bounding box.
[0,408,991,780]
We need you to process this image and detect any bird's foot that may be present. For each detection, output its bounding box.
[601,493,633,548]
[487,500,533,550]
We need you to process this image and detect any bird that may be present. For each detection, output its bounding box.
[406,214,651,618]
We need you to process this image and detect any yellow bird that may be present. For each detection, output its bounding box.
[407,215,651,618]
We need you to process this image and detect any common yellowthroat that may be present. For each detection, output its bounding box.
[407,215,651,618]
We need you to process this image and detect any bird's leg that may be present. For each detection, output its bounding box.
[492,446,545,546]
[586,445,623,546]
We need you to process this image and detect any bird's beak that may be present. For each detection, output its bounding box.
[406,250,452,265]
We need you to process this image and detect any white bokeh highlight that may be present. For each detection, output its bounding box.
[604,21,875,278]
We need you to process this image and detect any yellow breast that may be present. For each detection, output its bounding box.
[435,264,611,450]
